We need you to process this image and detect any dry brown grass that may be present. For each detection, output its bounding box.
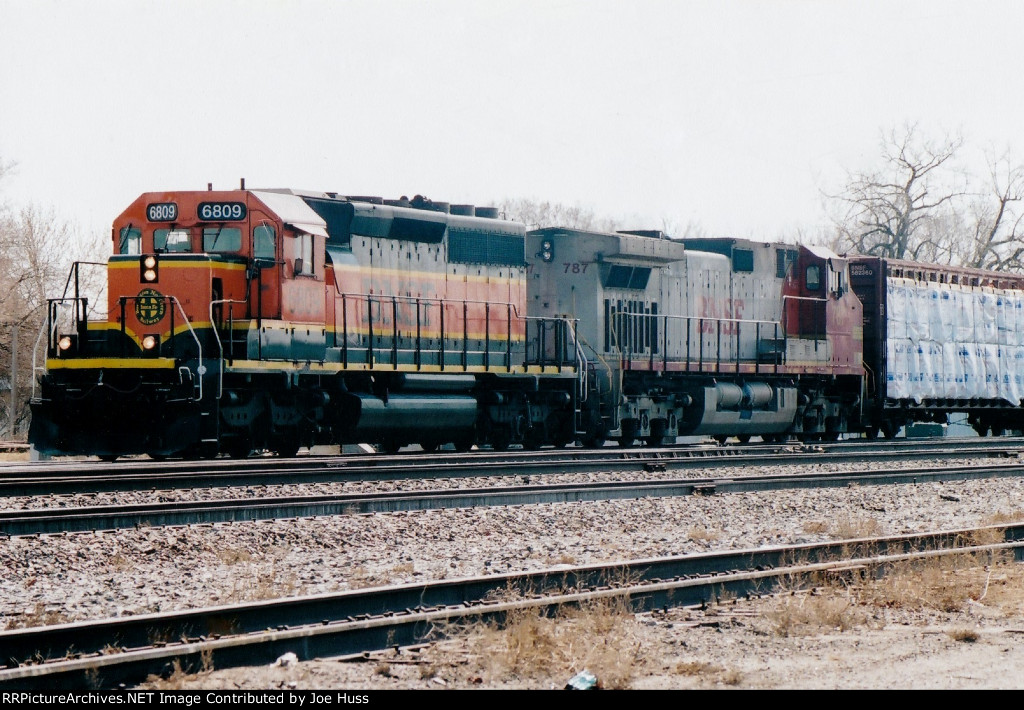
[3,603,69,630]
[142,652,215,689]
[217,547,254,565]
[982,510,1024,525]
[948,627,980,642]
[764,589,871,637]
[687,525,721,542]
[831,514,884,539]
[762,543,1021,638]
[861,552,1010,613]
[443,593,643,689]
[222,563,298,603]
[673,659,742,685]
[389,562,415,575]
[802,520,829,534]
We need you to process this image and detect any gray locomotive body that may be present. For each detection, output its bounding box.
[526,228,866,445]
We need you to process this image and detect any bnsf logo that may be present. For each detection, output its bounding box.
[135,288,166,325]
[850,263,873,277]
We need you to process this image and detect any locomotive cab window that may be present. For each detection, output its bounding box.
[294,232,314,276]
[253,225,276,260]
[203,227,242,253]
[118,226,141,255]
[806,264,821,290]
[154,228,191,253]
[776,249,798,278]
[732,248,754,272]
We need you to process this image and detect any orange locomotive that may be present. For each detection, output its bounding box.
[29,188,579,458]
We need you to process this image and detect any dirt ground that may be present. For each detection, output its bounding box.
[140,559,1024,690]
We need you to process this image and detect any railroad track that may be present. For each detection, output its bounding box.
[3,523,1021,689]
[1,437,1021,498]
[2,459,1023,536]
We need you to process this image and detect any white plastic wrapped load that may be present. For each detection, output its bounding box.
[926,341,943,397]
[906,283,927,342]
[980,289,998,344]
[885,277,1024,404]
[982,343,1000,399]
[1014,347,1024,403]
[962,344,978,399]
[887,280,908,340]
[997,294,1014,346]
[938,287,955,342]
[999,345,1020,404]
[913,340,929,401]
[954,287,975,344]
[941,342,962,397]
[1015,296,1024,347]
[886,338,909,400]
[927,284,946,343]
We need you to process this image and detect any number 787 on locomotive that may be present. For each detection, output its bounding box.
[29,186,1024,458]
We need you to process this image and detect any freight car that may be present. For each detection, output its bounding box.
[27,185,1024,459]
[849,257,1024,438]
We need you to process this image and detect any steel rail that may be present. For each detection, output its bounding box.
[2,524,1022,689]
[1,440,1022,498]
[2,460,1024,536]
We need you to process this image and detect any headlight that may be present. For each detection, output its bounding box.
[142,335,159,351]
[58,336,73,351]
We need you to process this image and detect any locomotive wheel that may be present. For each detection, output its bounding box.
[522,427,544,450]
[185,442,219,460]
[490,428,512,451]
[99,454,119,463]
[619,419,638,447]
[644,419,668,447]
[735,434,751,444]
[377,440,402,454]
[419,441,439,453]
[225,440,252,459]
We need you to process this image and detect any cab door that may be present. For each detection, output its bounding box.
[785,248,827,338]
[250,219,282,320]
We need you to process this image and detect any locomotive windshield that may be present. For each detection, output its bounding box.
[154,228,191,253]
[118,226,140,255]
[203,227,242,253]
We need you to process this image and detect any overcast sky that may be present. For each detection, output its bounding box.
[2,0,1023,242]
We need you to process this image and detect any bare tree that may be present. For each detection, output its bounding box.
[952,149,1024,271]
[0,160,106,438]
[497,198,621,232]
[829,124,966,262]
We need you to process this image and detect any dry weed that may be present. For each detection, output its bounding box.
[861,554,1001,612]
[389,562,415,575]
[687,526,721,542]
[802,520,829,534]
[764,589,869,637]
[675,660,722,676]
[217,547,253,565]
[4,603,69,630]
[948,627,979,643]
[831,515,883,539]
[982,510,1024,526]
[444,592,642,689]
[224,564,298,603]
